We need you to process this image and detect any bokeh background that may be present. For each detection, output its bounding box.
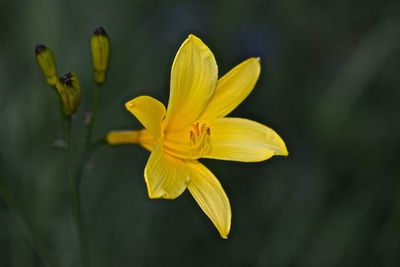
[1,0,400,266]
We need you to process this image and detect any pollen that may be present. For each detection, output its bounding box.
[189,122,211,157]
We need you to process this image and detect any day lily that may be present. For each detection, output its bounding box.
[107,34,288,238]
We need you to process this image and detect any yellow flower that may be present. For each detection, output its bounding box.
[107,34,288,238]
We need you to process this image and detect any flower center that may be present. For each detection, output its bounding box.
[189,122,211,157]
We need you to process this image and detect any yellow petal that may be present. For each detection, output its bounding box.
[203,117,288,162]
[164,34,218,131]
[144,143,189,199]
[106,129,157,151]
[125,96,166,139]
[200,58,261,119]
[187,161,231,238]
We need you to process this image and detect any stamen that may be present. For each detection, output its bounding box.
[189,130,195,146]
[189,122,211,157]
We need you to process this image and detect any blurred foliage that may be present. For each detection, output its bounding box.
[1,0,400,266]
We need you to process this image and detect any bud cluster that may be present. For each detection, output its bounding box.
[35,26,111,116]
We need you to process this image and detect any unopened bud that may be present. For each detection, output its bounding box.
[91,27,110,85]
[55,72,81,116]
[35,44,58,86]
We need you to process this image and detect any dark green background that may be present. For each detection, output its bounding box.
[1,0,400,266]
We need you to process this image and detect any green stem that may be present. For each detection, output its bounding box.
[72,84,104,266]
[85,85,100,150]
[0,172,53,267]
[63,117,88,267]
[77,85,102,185]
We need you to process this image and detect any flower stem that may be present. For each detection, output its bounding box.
[77,85,103,184]
[63,116,88,267]
[86,85,100,149]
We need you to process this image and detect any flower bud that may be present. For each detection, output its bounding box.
[55,72,81,116]
[35,44,58,86]
[91,26,110,85]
